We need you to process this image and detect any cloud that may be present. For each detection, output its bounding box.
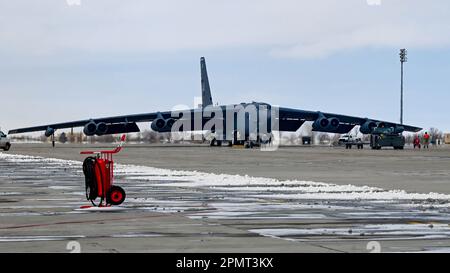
[271,23,450,59]
[1,0,450,59]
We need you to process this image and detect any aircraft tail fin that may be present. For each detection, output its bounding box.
[200,57,213,107]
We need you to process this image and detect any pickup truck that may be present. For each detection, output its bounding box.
[338,135,366,149]
[0,131,11,151]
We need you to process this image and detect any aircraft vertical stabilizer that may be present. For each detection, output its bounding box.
[200,57,213,107]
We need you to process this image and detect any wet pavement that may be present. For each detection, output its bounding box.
[1,152,450,252]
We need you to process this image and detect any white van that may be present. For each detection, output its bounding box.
[0,131,11,151]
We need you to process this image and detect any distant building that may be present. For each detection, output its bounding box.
[445,134,450,144]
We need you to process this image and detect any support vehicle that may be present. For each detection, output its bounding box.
[370,127,405,150]
[0,131,11,151]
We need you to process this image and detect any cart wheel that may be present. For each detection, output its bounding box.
[107,186,126,205]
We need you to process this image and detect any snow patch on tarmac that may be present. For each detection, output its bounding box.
[115,164,450,202]
[250,224,450,240]
[0,153,80,166]
[2,152,450,203]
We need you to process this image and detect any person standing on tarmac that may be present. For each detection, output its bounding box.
[413,135,421,149]
[423,132,430,149]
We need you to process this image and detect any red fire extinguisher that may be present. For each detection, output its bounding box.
[81,134,127,207]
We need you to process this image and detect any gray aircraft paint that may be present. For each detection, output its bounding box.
[200,57,213,108]
[8,58,421,138]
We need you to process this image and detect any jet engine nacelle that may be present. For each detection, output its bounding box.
[150,111,176,133]
[166,118,175,129]
[360,120,377,134]
[96,122,108,135]
[312,116,340,132]
[312,117,329,131]
[151,118,175,132]
[328,117,340,129]
[151,118,166,132]
[45,127,55,137]
[83,121,97,136]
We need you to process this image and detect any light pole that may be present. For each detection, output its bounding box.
[399,49,407,125]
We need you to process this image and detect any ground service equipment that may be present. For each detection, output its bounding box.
[0,131,11,151]
[81,135,127,207]
[370,127,405,150]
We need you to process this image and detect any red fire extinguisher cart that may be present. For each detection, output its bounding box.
[81,134,127,207]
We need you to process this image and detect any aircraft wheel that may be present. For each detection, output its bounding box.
[107,186,126,206]
[3,143,11,151]
[210,138,217,146]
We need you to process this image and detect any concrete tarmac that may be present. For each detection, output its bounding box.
[1,143,450,253]
[8,143,450,194]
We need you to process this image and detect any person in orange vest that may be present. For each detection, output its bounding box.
[423,132,430,149]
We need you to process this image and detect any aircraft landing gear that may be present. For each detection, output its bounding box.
[210,138,223,146]
[210,138,235,147]
[244,141,254,149]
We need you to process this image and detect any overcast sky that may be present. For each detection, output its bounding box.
[1,0,449,133]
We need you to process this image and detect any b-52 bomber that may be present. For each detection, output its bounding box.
[8,57,421,147]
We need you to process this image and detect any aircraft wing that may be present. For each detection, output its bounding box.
[8,111,172,135]
[8,106,422,136]
[278,107,422,133]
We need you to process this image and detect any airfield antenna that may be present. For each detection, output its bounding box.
[399,48,407,125]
